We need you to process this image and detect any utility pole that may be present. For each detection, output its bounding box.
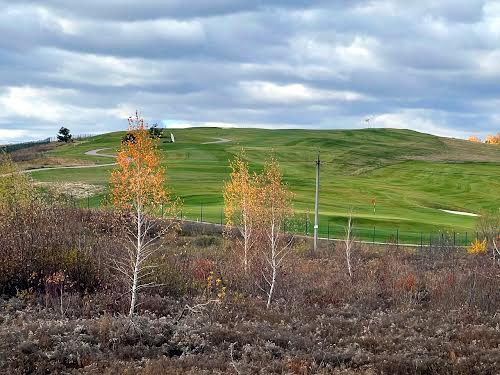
[313,152,320,253]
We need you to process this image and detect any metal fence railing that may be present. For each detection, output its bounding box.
[71,197,497,248]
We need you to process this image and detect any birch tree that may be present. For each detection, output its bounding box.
[224,154,259,273]
[344,211,354,280]
[258,157,293,308]
[110,111,175,318]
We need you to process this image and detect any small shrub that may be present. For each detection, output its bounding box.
[192,235,221,248]
[467,239,487,254]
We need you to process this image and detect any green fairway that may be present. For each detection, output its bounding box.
[28,128,500,244]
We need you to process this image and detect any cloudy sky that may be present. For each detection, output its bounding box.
[0,0,499,143]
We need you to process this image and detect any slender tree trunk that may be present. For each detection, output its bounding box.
[346,251,352,279]
[345,214,353,280]
[243,212,249,273]
[60,286,64,317]
[267,218,277,309]
[267,259,276,309]
[129,204,142,318]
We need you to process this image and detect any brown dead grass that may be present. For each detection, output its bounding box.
[35,181,106,199]
[8,142,96,170]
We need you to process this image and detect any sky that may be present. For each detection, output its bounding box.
[0,0,499,144]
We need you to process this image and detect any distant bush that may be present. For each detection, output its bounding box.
[148,124,163,139]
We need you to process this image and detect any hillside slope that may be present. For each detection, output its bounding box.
[24,127,500,243]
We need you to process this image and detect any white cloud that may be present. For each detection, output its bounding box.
[0,129,30,144]
[0,86,131,129]
[46,49,169,87]
[371,110,470,138]
[240,81,366,104]
[0,86,75,122]
[35,6,206,43]
[0,1,498,139]
[478,49,500,75]
[290,36,383,72]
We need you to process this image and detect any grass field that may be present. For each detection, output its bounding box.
[26,127,500,244]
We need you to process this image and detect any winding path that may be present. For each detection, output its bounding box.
[84,148,117,158]
[5,148,118,176]
[201,137,231,145]
[11,136,231,176]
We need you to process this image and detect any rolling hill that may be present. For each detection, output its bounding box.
[22,127,500,244]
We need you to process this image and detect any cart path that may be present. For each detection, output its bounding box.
[84,148,117,158]
[201,137,231,144]
[0,148,118,176]
[10,136,230,175]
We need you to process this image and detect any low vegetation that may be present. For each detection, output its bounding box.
[1,115,499,373]
[1,200,500,373]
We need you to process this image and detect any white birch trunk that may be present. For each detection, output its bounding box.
[266,213,277,309]
[129,203,142,318]
[242,210,249,273]
[345,213,353,280]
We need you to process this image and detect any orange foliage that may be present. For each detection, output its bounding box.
[223,153,258,228]
[223,152,259,272]
[258,156,294,226]
[110,111,167,211]
[484,133,500,144]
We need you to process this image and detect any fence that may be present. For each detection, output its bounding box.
[73,197,496,247]
[48,133,95,143]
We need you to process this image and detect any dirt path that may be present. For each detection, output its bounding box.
[84,148,117,158]
[2,148,118,176]
[201,137,231,145]
[8,136,229,176]
[18,162,117,175]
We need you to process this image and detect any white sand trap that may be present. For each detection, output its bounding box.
[439,209,479,217]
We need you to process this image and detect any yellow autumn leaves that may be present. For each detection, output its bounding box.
[223,152,293,270]
[224,153,293,230]
[110,111,172,214]
[467,239,487,254]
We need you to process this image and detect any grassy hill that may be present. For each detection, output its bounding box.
[25,127,500,244]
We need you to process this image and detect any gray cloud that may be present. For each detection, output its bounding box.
[0,0,499,143]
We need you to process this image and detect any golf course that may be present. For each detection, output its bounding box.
[25,127,500,245]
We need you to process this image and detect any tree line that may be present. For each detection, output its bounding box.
[468,133,500,144]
